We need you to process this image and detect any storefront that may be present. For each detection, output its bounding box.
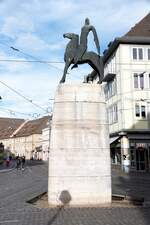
[110,132,150,172]
[130,142,150,171]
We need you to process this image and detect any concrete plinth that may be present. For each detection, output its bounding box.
[48,83,111,206]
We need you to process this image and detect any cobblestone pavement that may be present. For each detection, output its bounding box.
[112,167,150,201]
[0,162,150,225]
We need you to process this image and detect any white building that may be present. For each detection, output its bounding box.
[103,12,150,172]
[42,127,50,161]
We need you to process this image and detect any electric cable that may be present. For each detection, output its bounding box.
[0,41,64,72]
[0,80,48,113]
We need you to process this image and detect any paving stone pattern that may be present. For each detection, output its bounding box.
[0,162,150,225]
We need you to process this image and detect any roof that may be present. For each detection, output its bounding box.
[0,117,25,139]
[124,12,150,37]
[103,12,150,63]
[14,116,50,137]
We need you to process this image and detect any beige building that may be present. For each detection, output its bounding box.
[103,13,150,172]
[0,116,49,160]
[42,125,51,161]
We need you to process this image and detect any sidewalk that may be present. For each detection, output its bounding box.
[112,166,150,201]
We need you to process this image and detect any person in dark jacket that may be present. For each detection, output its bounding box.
[21,156,26,170]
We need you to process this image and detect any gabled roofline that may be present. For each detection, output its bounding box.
[103,36,150,64]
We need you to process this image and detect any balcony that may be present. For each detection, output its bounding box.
[103,73,116,82]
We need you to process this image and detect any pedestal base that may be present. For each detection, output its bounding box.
[48,84,111,206]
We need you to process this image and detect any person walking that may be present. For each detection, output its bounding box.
[21,156,26,170]
[16,155,21,170]
[5,157,10,167]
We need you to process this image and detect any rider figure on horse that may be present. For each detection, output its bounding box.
[73,18,100,68]
[59,18,103,84]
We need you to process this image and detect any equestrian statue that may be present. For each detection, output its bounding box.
[59,18,104,84]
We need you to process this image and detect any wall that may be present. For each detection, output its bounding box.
[0,133,42,159]
[104,43,150,134]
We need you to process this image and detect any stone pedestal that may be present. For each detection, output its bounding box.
[48,83,111,206]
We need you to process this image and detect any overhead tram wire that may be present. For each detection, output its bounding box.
[0,106,37,118]
[0,41,64,72]
[0,59,63,64]
[0,80,48,113]
[0,42,56,115]
[0,59,64,64]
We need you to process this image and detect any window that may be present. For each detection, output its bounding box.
[134,73,138,88]
[135,104,140,117]
[135,103,146,118]
[108,82,112,97]
[141,106,146,118]
[113,104,118,122]
[133,73,145,89]
[140,74,144,89]
[104,78,117,100]
[132,48,143,60]
[133,48,137,60]
[139,48,143,60]
[148,49,150,60]
[104,85,108,100]
[107,104,118,124]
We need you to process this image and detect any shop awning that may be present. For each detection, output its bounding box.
[109,136,119,144]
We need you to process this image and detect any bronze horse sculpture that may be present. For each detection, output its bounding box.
[59,32,104,83]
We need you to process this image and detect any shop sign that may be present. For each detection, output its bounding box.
[136,143,146,148]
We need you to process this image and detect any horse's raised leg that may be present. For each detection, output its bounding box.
[59,63,70,83]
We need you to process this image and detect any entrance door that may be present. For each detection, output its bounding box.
[136,148,148,171]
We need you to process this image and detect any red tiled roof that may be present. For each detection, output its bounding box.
[124,12,150,37]
[14,116,50,137]
[0,117,24,139]
[103,12,150,63]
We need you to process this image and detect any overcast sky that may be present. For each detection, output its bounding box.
[0,0,149,119]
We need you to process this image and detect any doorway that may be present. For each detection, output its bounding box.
[136,147,148,171]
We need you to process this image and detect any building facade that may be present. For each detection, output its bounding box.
[42,127,51,161]
[103,13,150,172]
[0,116,50,160]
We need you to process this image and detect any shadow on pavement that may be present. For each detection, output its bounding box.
[47,206,64,225]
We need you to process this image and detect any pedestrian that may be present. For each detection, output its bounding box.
[16,155,21,170]
[5,157,10,167]
[21,156,26,170]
